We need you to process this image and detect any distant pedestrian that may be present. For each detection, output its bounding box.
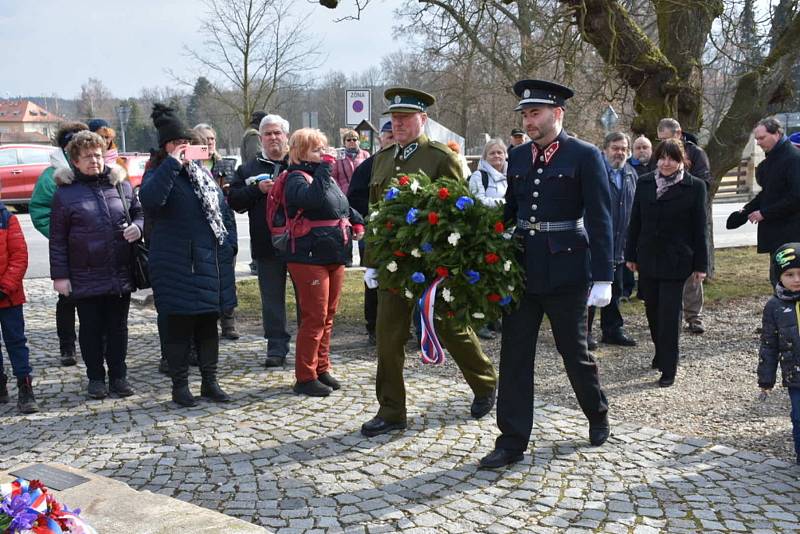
[241,111,267,165]
[29,122,88,367]
[625,138,708,388]
[508,128,526,152]
[0,192,38,414]
[50,131,144,400]
[629,135,653,177]
[331,129,369,195]
[758,242,800,466]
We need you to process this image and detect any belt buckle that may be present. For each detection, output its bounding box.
[530,221,541,231]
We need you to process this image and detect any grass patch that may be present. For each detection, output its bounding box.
[236,247,771,326]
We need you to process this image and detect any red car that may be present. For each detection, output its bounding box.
[0,144,58,207]
[118,152,151,193]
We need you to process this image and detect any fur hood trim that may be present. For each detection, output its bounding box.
[54,164,127,186]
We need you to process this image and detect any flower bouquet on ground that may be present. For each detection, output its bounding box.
[1,478,96,534]
[366,172,524,361]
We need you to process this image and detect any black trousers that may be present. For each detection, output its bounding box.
[75,293,131,381]
[56,294,76,351]
[166,313,219,345]
[637,276,683,379]
[587,262,625,338]
[496,289,609,453]
[364,284,377,335]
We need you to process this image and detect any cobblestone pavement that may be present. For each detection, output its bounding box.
[2,280,800,533]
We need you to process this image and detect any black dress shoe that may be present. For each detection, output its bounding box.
[479,448,523,469]
[471,388,496,419]
[658,375,675,388]
[589,425,610,446]
[360,416,406,437]
[587,335,598,351]
[317,372,341,390]
[293,379,332,397]
[264,356,285,368]
[601,333,637,346]
[60,347,77,366]
[109,378,134,397]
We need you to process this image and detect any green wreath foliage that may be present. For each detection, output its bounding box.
[365,172,524,329]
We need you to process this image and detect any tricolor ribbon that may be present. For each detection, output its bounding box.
[418,275,447,365]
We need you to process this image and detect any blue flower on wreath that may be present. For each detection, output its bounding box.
[385,187,400,201]
[421,242,433,253]
[411,272,426,284]
[499,295,513,306]
[465,270,481,284]
[455,196,474,210]
[405,208,418,224]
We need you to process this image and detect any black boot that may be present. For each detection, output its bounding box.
[17,376,39,414]
[220,309,239,340]
[166,343,197,407]
[60,344,77,366]
[0,372,8,403]
[197,338,230,402]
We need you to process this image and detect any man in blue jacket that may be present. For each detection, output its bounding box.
[480,79,614,469]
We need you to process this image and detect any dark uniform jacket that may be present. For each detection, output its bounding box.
[606,160,637,265]
[625,171,708,280]
[505,130,614,294]
[364,134,463,267]
[758,285,800,389]
[683,135,711,188]
[742,137,800,254]
[228,155,289,260]
[347,154,375,219]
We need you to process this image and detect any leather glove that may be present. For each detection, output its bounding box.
[364,268,379,289]
[54,279,72,297]
[123,223,142,243]
[586,281,612,307]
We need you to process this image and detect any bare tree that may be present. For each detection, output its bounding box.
[178,0,322,128]
[77,78,115,121]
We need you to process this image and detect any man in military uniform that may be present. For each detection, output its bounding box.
[360,87,498,437]
[480,80,614,469]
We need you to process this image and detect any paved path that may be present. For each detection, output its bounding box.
[2,280,799,533]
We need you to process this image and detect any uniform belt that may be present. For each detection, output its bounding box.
[516,218,583,232]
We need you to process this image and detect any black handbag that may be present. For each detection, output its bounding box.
[116,182,150,290]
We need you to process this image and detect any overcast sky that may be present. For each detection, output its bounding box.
[0,0,398,99]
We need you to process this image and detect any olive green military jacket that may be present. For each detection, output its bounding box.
[365,134,464,268]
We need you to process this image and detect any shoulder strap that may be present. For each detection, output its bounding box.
[115,182,132,225]
[480,170,489,190]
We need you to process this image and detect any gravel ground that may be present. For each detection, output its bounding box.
[240,293,798,463]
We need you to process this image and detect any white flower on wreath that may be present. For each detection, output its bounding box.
[508,285,515,291]
[372,227,378,235]
[411,248,421,257]
[472,312,485,319]
[404,289,414,299]
[503,259,512,272]
[387,261,398,273]
[369,211,380,221]
[447,232,461,247]
[442,288,454,303]
[410,179,420,193]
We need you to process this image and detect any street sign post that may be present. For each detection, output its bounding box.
[346,89,371,126]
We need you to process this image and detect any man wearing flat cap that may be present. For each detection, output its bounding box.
[360,87,498,438]
[480,79,614,469]
[508,128,526,152]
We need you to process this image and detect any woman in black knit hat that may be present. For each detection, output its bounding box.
[140,104,237,407]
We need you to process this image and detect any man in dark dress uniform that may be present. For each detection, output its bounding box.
[480,80,615,469]
[360,87,498,438]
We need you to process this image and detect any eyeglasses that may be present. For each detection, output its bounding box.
[79,153,104,161]
[345,138,359,142]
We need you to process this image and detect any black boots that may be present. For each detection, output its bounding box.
[17,375,39,414]
[60,344,77,366]
[197,339,230,402]
[0,373,8,403]
[166,343,197,407]
[220,309,239,340]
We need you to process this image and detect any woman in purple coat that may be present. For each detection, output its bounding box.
[49,131,144,400]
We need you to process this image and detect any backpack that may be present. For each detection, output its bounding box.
[266,169,352,254]
[480,169,489,190]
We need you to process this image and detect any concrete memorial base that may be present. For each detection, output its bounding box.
[1,463,267,533]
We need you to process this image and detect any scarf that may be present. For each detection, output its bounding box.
[345,147,359,159]
[655,169,683,199]
[186,161,228,244]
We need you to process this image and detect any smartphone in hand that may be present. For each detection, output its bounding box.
[182,145,210,161]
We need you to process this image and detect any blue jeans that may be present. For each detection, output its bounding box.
[257,257,299,358]
[0,305,31,378]
[790,387,800,462]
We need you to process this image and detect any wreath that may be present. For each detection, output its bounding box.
[1,478,96,533]
[366,172,524,331]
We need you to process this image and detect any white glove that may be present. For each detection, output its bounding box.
[123,223,142,243]
[364,268,379,289]
[53,279,72,297]
[587,281,612,307]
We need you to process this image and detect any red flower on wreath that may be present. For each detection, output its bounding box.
[485,252,500,264]
[446,311,456,318]
[393,250,407,257]
[494,221,505,233]
[438,187,450,200]
[435,266,450,278]
[398,175,410,186]
[487,293,501,303]
[428,211,439,225]
[385,221,394,230]
[388,288,400,295]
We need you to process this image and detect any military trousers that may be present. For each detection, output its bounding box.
[375,289,497,423]
[495,289,609,453]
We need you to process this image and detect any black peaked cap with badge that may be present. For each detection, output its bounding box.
[384,87,436,114]
[513,80,574,111]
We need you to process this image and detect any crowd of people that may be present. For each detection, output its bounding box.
[0,80,799,469]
